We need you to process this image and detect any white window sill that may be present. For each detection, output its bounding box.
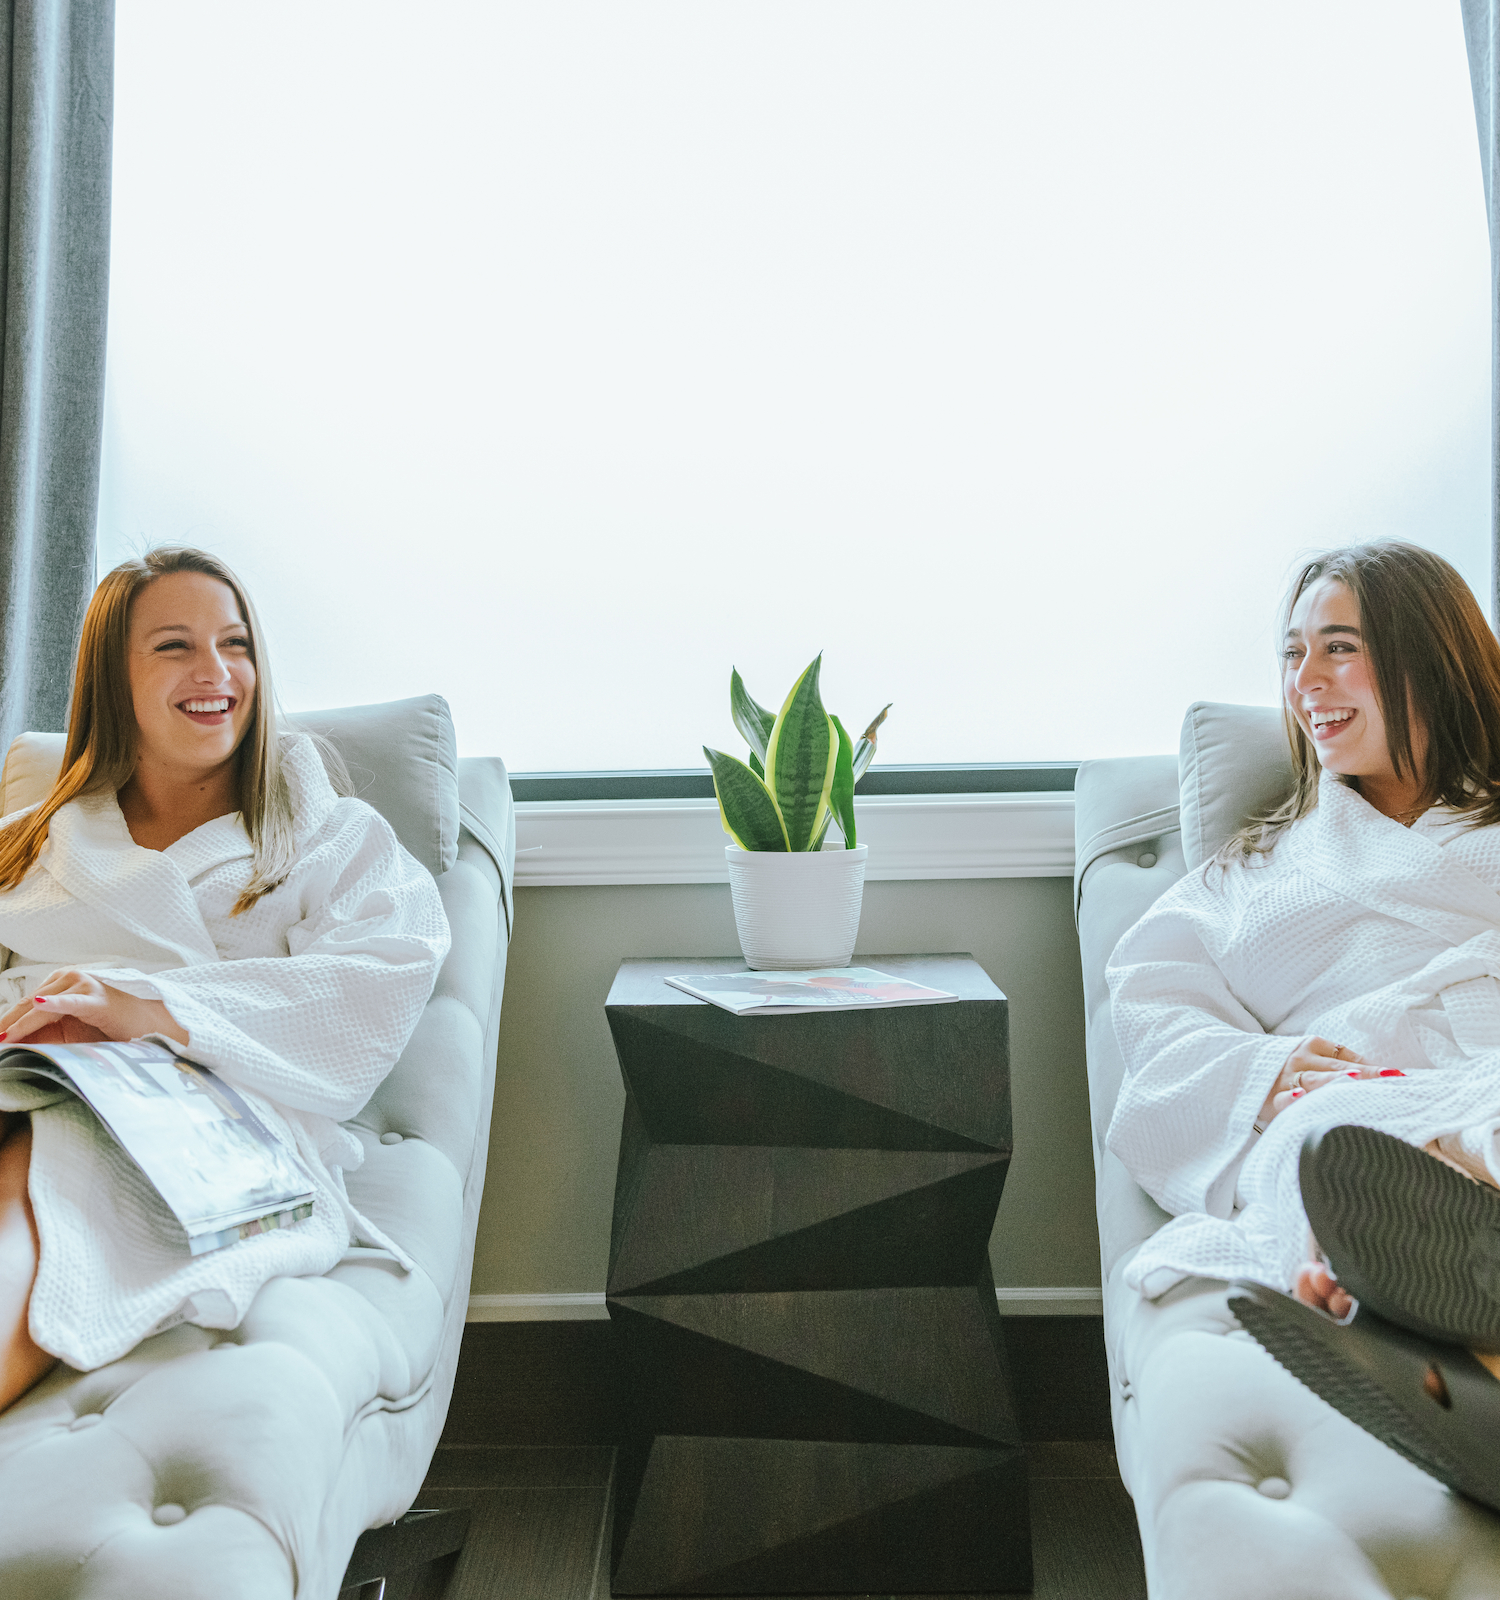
[514,791,1076,887]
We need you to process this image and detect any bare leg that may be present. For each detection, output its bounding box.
[0,1118,56,1409]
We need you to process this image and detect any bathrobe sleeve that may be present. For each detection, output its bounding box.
[109,802,450,1122]
[1105,867,1298,1219]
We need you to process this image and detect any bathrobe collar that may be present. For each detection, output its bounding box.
[1283,772,1500,948]
[279,734,340,845]
[41,797,224,966]
[162,811,254,881]
[36,734,337,969]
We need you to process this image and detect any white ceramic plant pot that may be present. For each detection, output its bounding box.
[725,844,869,971]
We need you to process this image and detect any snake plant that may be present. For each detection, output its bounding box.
[703,656,890,851]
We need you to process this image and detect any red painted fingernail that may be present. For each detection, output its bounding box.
[32,997,45,1005]
[1291,1088,1306,1098]
[1347,1071,1360,1078]
[1379,1069,1405,1077]
[0,1032,7,1041]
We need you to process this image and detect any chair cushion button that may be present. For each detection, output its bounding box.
[68,1413,102,1431]
[1256,1477,1291,1499]
[1137,851,1157,868]
[153,1504,187,1526]
[380,1131,404,1145]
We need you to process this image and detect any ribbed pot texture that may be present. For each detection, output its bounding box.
[725,844,869,970]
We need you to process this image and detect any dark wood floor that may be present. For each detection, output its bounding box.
[415,1441,1146,1600]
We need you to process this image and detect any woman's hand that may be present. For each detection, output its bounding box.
[0,970,188,1049]
[1257,1035,1402,1128]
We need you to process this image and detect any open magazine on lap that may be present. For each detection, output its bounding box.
[0,1039,315,1256]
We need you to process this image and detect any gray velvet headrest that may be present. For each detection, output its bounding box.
[1178,701,1295,869]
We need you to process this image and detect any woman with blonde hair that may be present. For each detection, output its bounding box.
[1104,540,1500,1507]
[0,546,448,1406]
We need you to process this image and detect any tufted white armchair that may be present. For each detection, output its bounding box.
[0,694,514,1599]
[1075,702,1500,1600]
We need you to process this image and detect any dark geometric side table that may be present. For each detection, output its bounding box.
[604,954,1030,1596]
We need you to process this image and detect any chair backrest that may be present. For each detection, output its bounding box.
[0,695,459,878]
[1075,701,1295,1287]
[1178,701,1294,867]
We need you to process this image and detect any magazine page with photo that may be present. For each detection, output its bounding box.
[0,1039,315,1254]
[665,967,958,1016]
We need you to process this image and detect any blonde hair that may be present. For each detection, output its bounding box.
[1224,540,1500,861]
[0,546,298,913]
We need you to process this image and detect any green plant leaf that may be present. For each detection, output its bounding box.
[730,669,777,766]
[829,713,857,849]
[852,702,892,781]
[764,655,837,851]
[749,751,765,779]
[703,746,788,851]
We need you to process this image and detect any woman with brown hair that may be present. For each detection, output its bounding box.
[0,546,448,1408]
[1104,540,1500,1506]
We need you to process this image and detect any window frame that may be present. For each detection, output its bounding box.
[508,761,1079,803]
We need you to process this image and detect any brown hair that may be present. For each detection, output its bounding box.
[1227,540,1500,860]
[0,546,299,913]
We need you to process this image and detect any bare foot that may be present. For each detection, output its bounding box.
[1294,1260,1353,1320]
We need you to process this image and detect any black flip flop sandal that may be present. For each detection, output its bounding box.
[1300,1123,1500,1351]
[1230,1281,1500,1513]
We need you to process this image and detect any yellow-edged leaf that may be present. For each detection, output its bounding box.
[703,746,789,851]
[764,655,837,851]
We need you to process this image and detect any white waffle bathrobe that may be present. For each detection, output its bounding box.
[0,736,450,1370]
[1108,771,1500,1300]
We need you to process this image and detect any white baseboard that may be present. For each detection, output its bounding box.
[466,1286,1103,1322]
[467,1293,609,1321]
[993,1286,1103,1315]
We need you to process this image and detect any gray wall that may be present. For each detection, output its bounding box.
[470,875,1099,1296]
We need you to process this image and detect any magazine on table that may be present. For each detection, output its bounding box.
[664,966,958,1016]
[0,1039,315,1256]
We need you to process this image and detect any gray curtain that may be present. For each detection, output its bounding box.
[1464,0,1500,619]
[0,0,112,759]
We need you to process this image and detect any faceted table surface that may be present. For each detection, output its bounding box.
[604,954,1031,1596]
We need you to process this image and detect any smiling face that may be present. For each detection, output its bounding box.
[1282,576,1422,797]
[125,571,257,780]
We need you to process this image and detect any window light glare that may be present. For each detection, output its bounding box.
[99,2,1490,767]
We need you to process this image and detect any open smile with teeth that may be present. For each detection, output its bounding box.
[179,697,233,717]
[1309,708,1355,732]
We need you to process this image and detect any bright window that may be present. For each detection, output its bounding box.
[99,2,1490,769]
